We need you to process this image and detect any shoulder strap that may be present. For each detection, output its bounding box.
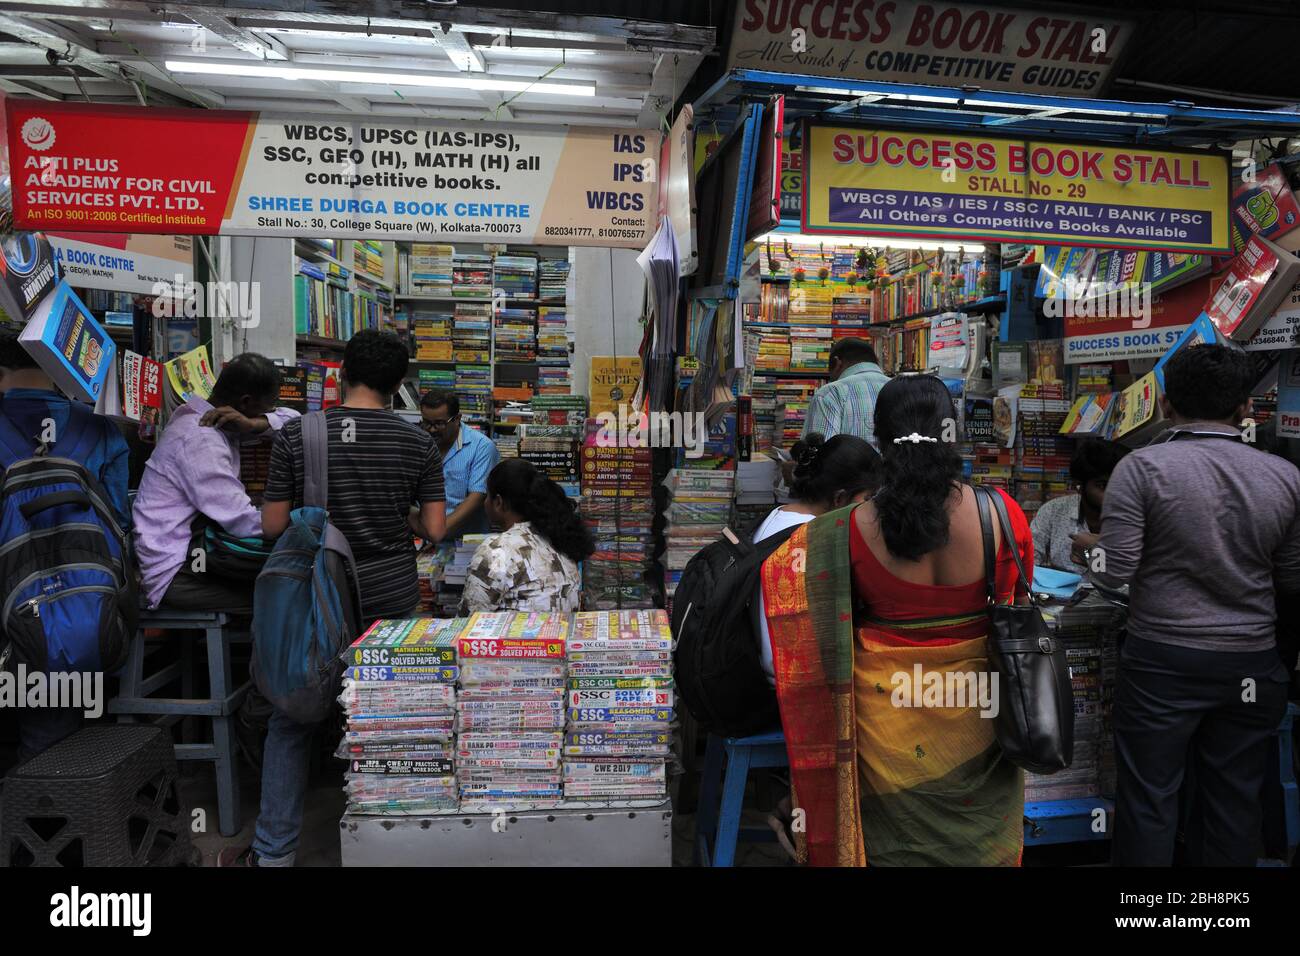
[301,410,329,509]
[986,487,1037,606]
[973,485,997,606]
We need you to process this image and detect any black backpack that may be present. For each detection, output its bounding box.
[671,524,799,738]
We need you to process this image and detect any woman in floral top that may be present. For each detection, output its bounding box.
[460,458,593,613]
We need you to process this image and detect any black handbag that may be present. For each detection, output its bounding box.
[973,485,1074,774]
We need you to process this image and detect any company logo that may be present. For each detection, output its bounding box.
[21,116,55,151]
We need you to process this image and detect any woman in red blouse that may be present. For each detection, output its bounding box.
[761,375,1036,866]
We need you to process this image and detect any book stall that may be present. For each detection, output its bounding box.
[2,0,1300,888]
[649,61,1300,863]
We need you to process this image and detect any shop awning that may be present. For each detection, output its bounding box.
[693,69,1300,147]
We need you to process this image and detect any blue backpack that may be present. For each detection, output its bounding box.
[251,411,362,723]
[0,396,136,674]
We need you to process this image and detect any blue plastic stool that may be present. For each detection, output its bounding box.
[695,730,789,867]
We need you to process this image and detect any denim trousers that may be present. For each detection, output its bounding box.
[251,707,319,866]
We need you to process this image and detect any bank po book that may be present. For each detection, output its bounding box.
[348,758,455,776]
[457,733,562,751]
[346,617,465,665]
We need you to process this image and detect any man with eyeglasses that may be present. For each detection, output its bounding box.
[420,390,499,539]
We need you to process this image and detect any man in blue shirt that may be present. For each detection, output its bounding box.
[0,334,131,761]
[420,390,498,538]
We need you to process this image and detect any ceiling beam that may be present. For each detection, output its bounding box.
[182,11,288,60]
[435,24,517,121]
[0,76,61,98]
[0,12,216,107]
[636,51,702,128]
[0,2,716,52]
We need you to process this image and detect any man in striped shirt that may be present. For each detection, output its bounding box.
[801,338,891,448]
[224,330,446,868]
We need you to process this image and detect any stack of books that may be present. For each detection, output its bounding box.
[493,306,537,362]
[293,258,353,340]
[455,364,492,428]
[580,418,654,610]
[536,306,571,392]
[417,367,455,394]
[789,326,831,371]
[493,254,538,299]
[409,309,454,362]
[452,253,493,298]
[563,610,674,801]
[406,243,454,296]
[452,301,491,363]
[753,329,791,371]
[771,376,820,447]
[662,468,734,606]
[338,618,463,814]
[352,239,386,283]
[454,612,570,809]
[539,257,569,301]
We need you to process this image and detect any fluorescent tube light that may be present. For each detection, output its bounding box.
[164,60,595,96]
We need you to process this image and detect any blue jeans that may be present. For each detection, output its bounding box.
[251,708,318,866]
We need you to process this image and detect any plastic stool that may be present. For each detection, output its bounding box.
[696,729,789,867]
[108,608,250,837]
[2,725,192,866]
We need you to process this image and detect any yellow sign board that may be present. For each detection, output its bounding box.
[802,123,1230,253]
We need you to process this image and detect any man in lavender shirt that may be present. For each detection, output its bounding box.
[133,353,299,613]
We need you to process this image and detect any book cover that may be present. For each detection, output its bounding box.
[164,344,216,405]
[1153,312,1221,390]
[0,232,59,324]
[1107,372,1166,446]
[588,356,641,418]
[18,282,115,403]
[277,365,308,412]
[1205,235,1300,342]
[991,341,1029,389]
[1146,252,1211,297]
[1060,392,1115,437]
[121,350,163,431]
[1230,162,1300,252]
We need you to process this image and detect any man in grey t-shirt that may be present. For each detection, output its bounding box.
[1092,344,1299,866]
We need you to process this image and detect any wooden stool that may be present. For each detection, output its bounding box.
[108,609,250,837]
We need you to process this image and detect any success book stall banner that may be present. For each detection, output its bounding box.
[5,102,660,249]
[801,123,1230,253]
[728,1,1135,96]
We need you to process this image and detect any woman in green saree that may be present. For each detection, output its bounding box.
[761,375,1035,866]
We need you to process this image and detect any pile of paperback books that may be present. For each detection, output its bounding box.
[563,610,674,800]
[454,611,570,808]
[337,618,464,813]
